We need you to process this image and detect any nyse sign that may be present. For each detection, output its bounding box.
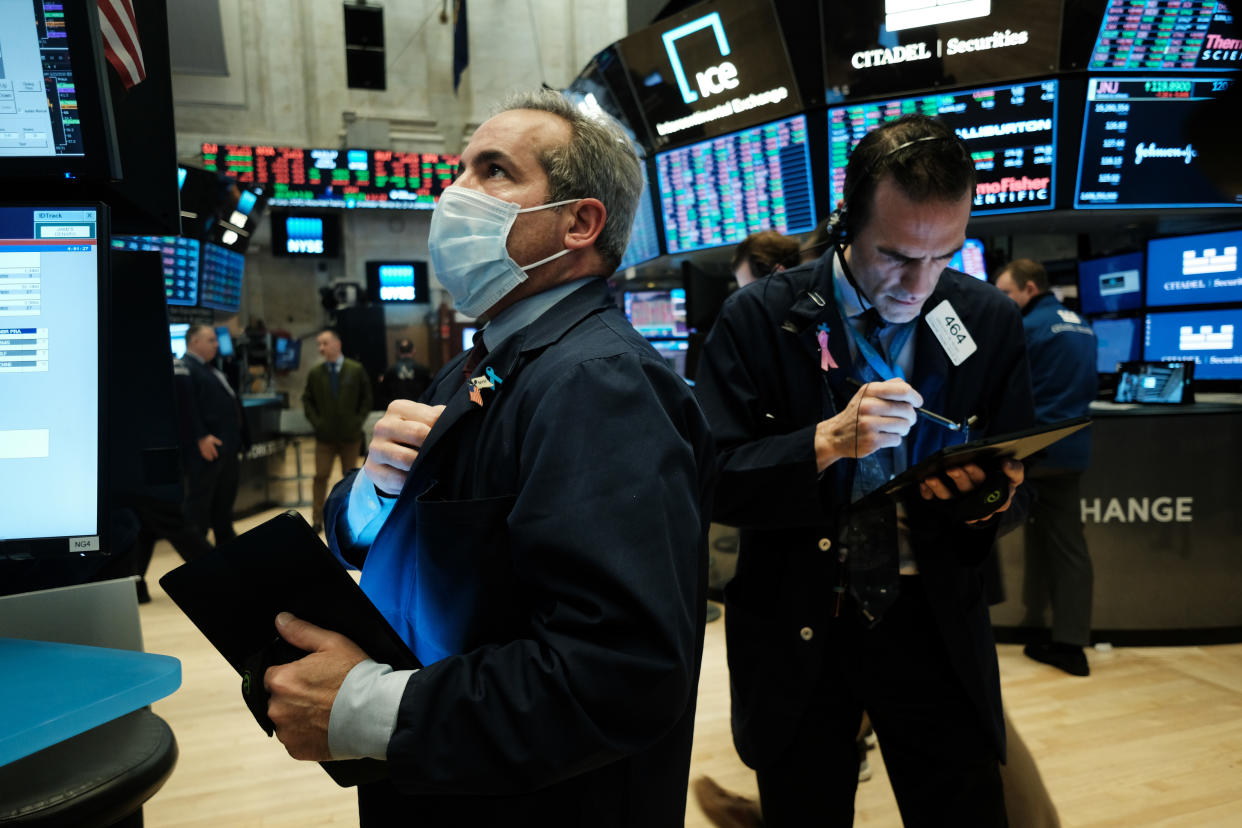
[1081,496,1193,524]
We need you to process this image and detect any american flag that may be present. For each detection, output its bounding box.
[98,0,146,89]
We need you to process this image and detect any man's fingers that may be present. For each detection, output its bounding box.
[860,378,924,409]
[274,611,336,653]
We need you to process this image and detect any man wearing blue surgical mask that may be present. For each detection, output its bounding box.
[260,90,715,827]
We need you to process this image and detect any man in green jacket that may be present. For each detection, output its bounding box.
[302,328,372,531]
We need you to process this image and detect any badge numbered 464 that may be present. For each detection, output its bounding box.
[925,300,977,366]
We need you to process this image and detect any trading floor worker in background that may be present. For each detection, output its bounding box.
[302,328,372,533]
[694,115,1034,827]
[996,259,1098,677]
[263,90,714,826]
[377,337,431,409]
[177,324,245,547]
[731,229,802,289]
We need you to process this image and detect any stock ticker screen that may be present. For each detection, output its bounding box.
[0,0,88,158]
[199,242,245,313]
[200,144,460,209]
[111,235,201,307]
[1089,0,1240,72]
[828,79,1057,215]
[655,113,817,254]
[618,166,662,269]
[1075,76,1241,209]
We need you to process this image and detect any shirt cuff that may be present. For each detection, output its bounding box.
[344,468,398,547]
[327,659,416,760]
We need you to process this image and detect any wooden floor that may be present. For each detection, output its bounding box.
[140,505,1242,827]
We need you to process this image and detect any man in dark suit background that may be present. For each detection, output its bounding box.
[376,337,431,409]
[693,115,1033,827]
[178,324,245,546]
[302,328,372,532]
[261,89,714,826]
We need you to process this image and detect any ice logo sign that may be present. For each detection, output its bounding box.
[885,0,991,32]
[286,217,325,254]
[662,12,737,104]
[1183,246,1238,277]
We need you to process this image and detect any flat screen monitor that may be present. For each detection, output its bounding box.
[655,113,817,254]
[366,260,430,303]
[215,325,234,357]
[1144,307,1242,380]
[1088,0,1239,72]
[616,0,803,148]
[111,235,201,306]
[0,0,117,179]
[0,205,105,550]
[821,0,1063,103]
[1146,229,1242,307]
[1079,251,1145,314]
[618,165,662,269]
[199,242,245,312]
[201,145,460,210]
[1114,360,1195,403]
[624,288,688,338]
[650,338,690,378]
[270,212,341,257]
[1075,76,1242,209]
[169,322,189,358]
[1092,316,1142,373]
[949,238,987,280]
[272,335,301,372]
[828,79,1058,216]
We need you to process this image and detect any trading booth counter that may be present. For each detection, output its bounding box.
[992,395,1242,644]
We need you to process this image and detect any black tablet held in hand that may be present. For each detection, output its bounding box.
[160,510,420,787]
[868,417,1093,504]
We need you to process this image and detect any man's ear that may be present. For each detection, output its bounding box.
[563,198,607,251]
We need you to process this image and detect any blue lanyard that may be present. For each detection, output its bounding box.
[831,266,916,381]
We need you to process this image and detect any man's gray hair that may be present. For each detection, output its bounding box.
[498,90,642,274]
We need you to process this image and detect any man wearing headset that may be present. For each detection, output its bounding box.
[694,115,1034,826]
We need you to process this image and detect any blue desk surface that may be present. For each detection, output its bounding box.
[0,638,181,767]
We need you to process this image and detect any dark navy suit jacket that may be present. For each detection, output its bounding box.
[325,279,715,826]
[693,254,1035,768]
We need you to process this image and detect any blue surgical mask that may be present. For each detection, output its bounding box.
[428,186,582,318]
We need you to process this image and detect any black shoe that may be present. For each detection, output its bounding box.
[135,578,151,605]
[312,522,324,534]
[1024,642,1089,676]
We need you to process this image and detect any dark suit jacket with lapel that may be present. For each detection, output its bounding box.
[325,279,715,826]
[177,355,244,467]
[302,357,372,443]
[692,252,1034,770]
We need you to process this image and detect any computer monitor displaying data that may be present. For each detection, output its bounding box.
[272,335,302,372]
[1079,251,1145,314]
[1092,316,1142,373]
[828,79,1059,216]
[0,205,105,548]
[1088,0,1239,72]
[1146,230,1242,307]
[111,235,201,307]
[624,288,689,338]
[215,326,234,357]
[1144,308,1242,380]
[948,239,987,280]
[618,165,662,269]
[0,0,116,178]
[201,145,460,210]
[169,323,189,358]
[199,242,245,312]
[1076,77,1242,209]
[655,114,817,254]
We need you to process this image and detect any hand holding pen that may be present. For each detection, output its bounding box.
[813,377,923,472]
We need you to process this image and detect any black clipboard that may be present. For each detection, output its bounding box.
[159,510,420,787]
[861,417,1092,506]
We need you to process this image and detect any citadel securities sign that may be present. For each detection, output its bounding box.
[850,28,1031,68]
[616,0,803,145]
